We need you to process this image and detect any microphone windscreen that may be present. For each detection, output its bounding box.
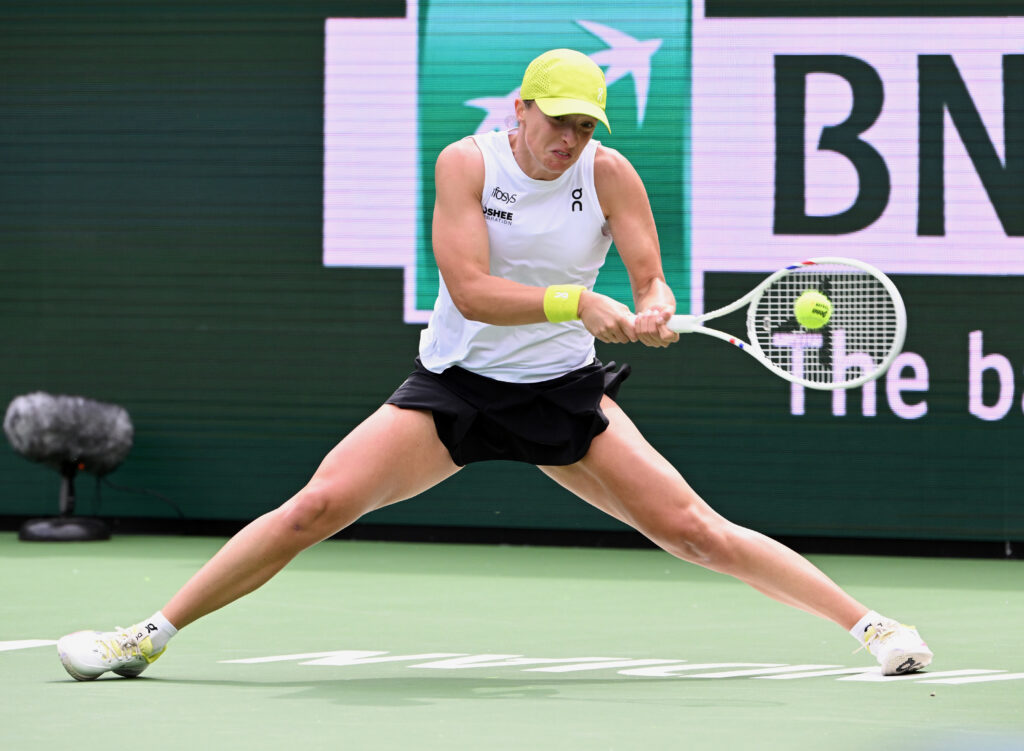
[4,392,134,475]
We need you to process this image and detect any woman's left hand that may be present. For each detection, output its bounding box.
[632,305,679,348]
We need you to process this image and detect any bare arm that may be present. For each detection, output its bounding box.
[591,145,679,348]
[431,137,676,346]
[431,138,547,325]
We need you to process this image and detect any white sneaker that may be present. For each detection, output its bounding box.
[57,626,166,681]
[861,619,933,675]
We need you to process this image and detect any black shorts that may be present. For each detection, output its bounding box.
[386,358,631,466]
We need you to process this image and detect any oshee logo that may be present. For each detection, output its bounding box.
[483,206,514,225]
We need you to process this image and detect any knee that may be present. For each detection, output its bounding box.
[274,481,352,545]
[653,508,737,571]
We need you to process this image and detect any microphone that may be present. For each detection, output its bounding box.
[4,392,134,541]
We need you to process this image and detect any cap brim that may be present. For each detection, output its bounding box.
[534,97,610,132]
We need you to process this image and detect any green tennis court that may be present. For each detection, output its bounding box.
[3,532,1021,750]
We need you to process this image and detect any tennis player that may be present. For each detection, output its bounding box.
[57,49,932,680]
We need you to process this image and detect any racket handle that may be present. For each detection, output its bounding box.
[666,314,699,333]
[625,313,700,333]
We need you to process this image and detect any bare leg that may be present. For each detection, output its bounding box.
[541,397,867,630]
[163,406,459,629]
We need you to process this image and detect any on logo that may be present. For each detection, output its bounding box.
[571,187,583,212]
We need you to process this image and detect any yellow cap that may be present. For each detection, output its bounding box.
[520,48,610,131]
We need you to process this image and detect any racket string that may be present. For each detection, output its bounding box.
[751,263,900,386]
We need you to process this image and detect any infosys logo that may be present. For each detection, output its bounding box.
[490,186,517,204]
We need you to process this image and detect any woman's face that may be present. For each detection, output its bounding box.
[511,99,597,180]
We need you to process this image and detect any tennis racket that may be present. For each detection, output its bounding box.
[662,257,906,390]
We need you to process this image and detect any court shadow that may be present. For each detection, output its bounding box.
[146,675,786,708]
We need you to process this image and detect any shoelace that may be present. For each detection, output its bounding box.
[95,628,143,663]
[852,621,898,655]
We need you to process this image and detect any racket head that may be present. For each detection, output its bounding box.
[744,257,907,390]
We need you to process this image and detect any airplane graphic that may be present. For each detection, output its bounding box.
[577,20,662,127]
[464,89,521,134]
[465,21,663,131]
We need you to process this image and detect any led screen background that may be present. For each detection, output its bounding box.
[1,0,1022,543]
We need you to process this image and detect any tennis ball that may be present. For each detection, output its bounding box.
[794,290,832,329]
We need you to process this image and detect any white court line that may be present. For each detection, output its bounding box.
[0,640,57,652]
[212,646,1021,686]
[839,669,1004,683]
[620,663,781,677]
[223,650,390,664]
[922,672,1024,685]
[412,656,624,670]
[527,659,687,673]
[685,664,841,679]
[759,667,875,680]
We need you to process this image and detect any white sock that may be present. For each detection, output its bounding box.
[849,610,885,642]
[137,611,178,652]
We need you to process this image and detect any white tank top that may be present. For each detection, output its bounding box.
[419,129,613,383]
